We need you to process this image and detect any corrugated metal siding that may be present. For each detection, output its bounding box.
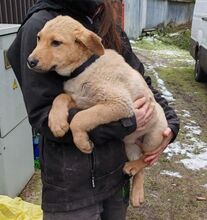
[146,0,194,27]
[167,1,194,25]
[124,0,145,39]
[146,0,168,28]
[124,0,195,39]
[0,0,35,24]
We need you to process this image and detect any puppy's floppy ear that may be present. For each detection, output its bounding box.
[75,28,105,56]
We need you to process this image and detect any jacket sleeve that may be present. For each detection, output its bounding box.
[68,109,136,145]
[7,12,64,132]
[121,31,180,141]
[7,11,137,145]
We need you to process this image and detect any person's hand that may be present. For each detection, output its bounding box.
[133,97,155,131]
[144,128,174,166]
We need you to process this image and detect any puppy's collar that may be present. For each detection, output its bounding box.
[68,55,99,79]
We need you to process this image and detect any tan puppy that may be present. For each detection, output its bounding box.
[28,15,168,207]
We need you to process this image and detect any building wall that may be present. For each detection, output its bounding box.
[0,0,35,24]
[146,0,194,28]
[124,0,147,39]
[146,0,168,28]
[167,1,194,25]
[124,0,195,39]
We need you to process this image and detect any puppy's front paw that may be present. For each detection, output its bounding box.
[48,109,70,137]
[72,131,94,154]
[75,136,94,154]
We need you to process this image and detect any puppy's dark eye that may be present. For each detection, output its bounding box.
[51,40,63,47]
[37,36,40,41]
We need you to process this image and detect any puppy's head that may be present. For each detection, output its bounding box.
[27,15,105,76]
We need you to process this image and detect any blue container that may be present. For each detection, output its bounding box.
[33,134,40,160]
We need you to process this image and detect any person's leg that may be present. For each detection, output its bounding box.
[43,203,103,220]
[101,180,130,220]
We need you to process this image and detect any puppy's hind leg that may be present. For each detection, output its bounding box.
[123,144,145,206]
[123,142,149,176]
[124,125,167,176]
[131,169,145,207]
[123,144,145,176]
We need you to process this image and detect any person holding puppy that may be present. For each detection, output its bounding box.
[8,0,179,220]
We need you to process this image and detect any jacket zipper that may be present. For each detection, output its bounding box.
[90,151,96,189]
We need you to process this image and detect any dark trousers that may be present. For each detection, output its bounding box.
[43,183,130,220]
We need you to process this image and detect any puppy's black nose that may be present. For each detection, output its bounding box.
[27,57,39,68]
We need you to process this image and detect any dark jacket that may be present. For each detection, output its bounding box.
[7,0,179,212]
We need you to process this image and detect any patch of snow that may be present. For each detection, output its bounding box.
[169,33,180,37]
[163,50,177,56]
[150,49,191,59]
[173,59,195,65]
[181,151,207,170]
[165,136,207,171]
[201,184,207,189]
[163,106,207,170]
[160,170,182,178]
[183,59,195,65]
[164,141,187,157]
[150,193,159,199]
[184,124,202,136]
[156,50,181,57]
[146,65,154,71]
[182,110,190,118]
[153,70,175,102]
[131,46,138,50]
[130,40,136,44]
[144,37,156,42]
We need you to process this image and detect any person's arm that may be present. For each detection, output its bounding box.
[120,30,180,165]
[7,12,60,131]
[7,11,137,146]
[120,30,180,140]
